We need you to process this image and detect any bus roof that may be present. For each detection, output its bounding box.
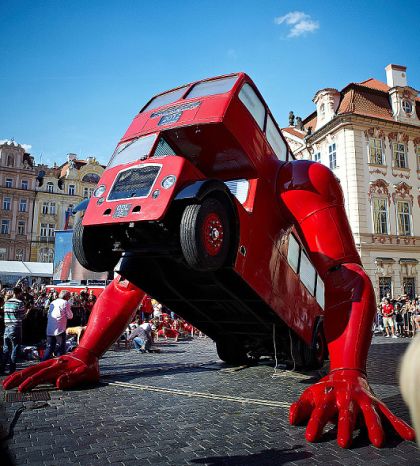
[140,72,242,114]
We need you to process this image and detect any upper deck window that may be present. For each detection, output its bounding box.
[238,83,265,130]
[266,115,287,161]
[186,76,238,100]
[108,133,157,169]
[142,86,189,113]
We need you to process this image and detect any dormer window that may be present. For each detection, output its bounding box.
[320,103,325,118]
[402,100,412,114]
[7,155,14,167]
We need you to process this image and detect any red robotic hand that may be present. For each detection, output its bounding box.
[289,369,415,448]
[2,346,99,392]
[3,276,144,393]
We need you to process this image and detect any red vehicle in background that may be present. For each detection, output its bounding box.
[73,73,327,367]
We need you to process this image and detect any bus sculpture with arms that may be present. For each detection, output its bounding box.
[3,73,415,448]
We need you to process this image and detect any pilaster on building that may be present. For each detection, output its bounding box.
[282,64,420,300]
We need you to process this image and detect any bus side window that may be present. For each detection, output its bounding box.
[300,252,316,296]
[266,115,287,161]
[225,179,250,204]
[316,275,325,309]
[238,83,266,130]
[287,234,300,273]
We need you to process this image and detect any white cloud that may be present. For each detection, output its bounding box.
[274,11,319,38]
[0,139,32,152]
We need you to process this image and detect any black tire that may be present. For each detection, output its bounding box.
[72,218,120,272]
[309,327,327,369]
[216,339,249,365]
[180,197,231,272]
[290,329,326,370]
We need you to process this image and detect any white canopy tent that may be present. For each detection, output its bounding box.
[0,261,53,286]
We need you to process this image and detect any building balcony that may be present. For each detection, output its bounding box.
[36,236,55,244]
[40,212,57,219]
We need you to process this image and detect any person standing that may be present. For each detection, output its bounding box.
[42,290,73,361]
[0,287,27,374]
[382,297,397,338]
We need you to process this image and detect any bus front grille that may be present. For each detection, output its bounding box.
[108,166,161,200]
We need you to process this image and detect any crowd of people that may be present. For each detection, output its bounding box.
[376,293,420,338]
[0,281,202,374]
[0,283,99,374]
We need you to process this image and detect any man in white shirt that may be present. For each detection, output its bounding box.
[42,290,73,361]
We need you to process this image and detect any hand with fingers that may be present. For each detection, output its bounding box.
[2,347,99,392]
[289,369,415,448]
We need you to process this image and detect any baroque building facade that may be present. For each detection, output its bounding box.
[283,64,420,300]
[30,155,104,262]
[0,141,36,261]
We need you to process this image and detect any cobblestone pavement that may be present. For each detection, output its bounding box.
[0,335,418,465]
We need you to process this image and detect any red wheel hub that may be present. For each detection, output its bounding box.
[202,213,224,256]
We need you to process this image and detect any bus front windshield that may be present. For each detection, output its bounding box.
[107,133,158,169]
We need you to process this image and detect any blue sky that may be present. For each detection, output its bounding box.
[1,0,419,166]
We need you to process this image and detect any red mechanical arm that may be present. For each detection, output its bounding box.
[278,160,415,448]
[3,275,144,392]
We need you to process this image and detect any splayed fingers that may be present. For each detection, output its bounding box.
[305,396,337,442]
[3,360,54,390]
[289,393,314,425]
[17,363,66,392]
[376,400,416,441]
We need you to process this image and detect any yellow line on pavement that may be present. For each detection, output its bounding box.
[105,379,290,408]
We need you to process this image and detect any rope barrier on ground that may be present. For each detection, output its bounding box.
[103,379,290,408]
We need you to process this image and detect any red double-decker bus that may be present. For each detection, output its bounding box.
[74,73,326,367]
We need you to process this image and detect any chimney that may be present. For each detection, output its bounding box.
[385,64,407,87]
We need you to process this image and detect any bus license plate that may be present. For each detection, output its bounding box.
[113,203,131,218]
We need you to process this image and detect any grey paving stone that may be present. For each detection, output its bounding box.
[0,336,418,465]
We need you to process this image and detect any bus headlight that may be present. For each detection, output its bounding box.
[161,175,176,189]
[93,185,106,197]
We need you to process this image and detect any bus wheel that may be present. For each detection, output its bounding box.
[290,329,326,370]
[180,197,231,272]
[310,327,327,369]
[216,339,249,365]
[73,218,120,272]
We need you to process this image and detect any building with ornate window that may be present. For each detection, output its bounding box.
[282,64,420,300]
[30,155,104,262]
[0,141,36,261]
